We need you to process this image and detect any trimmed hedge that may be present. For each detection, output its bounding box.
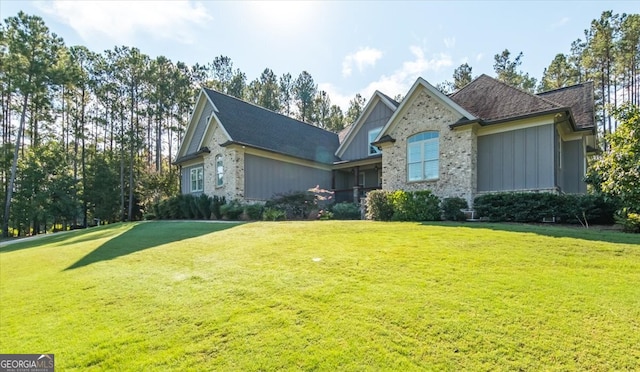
[365,190,441,221]
[474,192,618,224]
[264,191,317,220]
[330,202,361,220]
[441,197,469,221]
[151,194,226,220]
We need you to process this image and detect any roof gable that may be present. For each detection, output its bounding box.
[203,88,340,164]
[336,91,399,157]
[450,74,561,123]
[537,81,595,129]
[175,90,225,163]
[376,77,477,141]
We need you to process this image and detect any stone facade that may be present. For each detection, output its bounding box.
[379,88,477,205]
[203,123,245,202]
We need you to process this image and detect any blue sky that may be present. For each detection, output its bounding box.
[2,1,637,109]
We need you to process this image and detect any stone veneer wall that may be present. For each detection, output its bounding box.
[203,124,246,201]
[379,88,477,206]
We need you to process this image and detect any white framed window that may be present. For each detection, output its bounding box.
[190,166,204,192]
[407,131,439,181]
[215,154,224,187]
[368,127,382,155]
[359,171,366,187]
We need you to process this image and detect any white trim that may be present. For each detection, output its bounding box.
[477,116,554,136]
[336,91,398,157]
[368,127,382,155]
[176,90,206,158]
[190,166,204,193]
[376,77,477,142]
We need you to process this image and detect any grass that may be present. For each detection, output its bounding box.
[1,221,639,370]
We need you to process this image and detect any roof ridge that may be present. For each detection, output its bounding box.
[537,80,593,95]
[479,74,562,109]
[203,87,336,136]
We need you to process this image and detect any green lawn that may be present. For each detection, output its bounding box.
[1,221,639,370]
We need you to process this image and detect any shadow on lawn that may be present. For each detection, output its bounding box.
[0,225,124,254]
[421,221,640,245]
[64,221,239,270]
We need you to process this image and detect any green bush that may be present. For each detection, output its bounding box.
[221,200,244,220]
[365,190,394,221]
[331,202,361,220]
[151,194,227,220]
[474,192,618,224]
[365,190,440,221]
[390,190,441,221]
[210,195,226,220]
[263,207,286,221]
[616,212,640,233]
[244,203,264,220]
[264,191,317,220]
[441,197,468,221]
[195,194,212,219]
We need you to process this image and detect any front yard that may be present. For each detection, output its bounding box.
[1,221,639,370]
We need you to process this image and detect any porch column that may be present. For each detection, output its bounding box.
[353,166,360,204]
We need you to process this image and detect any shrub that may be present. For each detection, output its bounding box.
[365,190,394,221]
[441,197,468,221]
[220,200,244,220]
[264,191,317,220]
[210,195,226,220]
[195,194,212,219]
[331,202,361,220]
[318,209,334,220]
[616,212,640,233]
[263,207,286,221]
[390,190,441,221]
[244,203,264,220]
[474,192,619,224]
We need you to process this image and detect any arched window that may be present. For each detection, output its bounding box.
[215,155,224,187]
[407,131,439,181]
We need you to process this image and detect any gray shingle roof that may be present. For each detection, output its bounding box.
[204,88,340,164]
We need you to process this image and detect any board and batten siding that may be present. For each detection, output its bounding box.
[244,154,332,200]
[181,163,204,195]
[560,139,586,193]
[186,105,214,155]
[341,102,394,161]
[477,124,555,192]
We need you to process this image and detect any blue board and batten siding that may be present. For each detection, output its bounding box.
[244,154,332,200]
[477,124,555,192]
[181,164,204,195]
[341,103,394,161]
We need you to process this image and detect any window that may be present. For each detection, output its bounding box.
[215,155,224,187]
[190,166,204,192]
[368,127,382,155]
[407,132,439,181]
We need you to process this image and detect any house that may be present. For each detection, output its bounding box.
[175,74,595,207]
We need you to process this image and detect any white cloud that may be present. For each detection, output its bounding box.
[342,47,383,77]
[475,53,484,61]
[443,37,456,49]
[327,46,453,111]
[36,0,212,45]
[551,17,570,29]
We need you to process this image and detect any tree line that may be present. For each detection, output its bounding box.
[439,11,640,150]
[1,10,638,237]
[0,12,367,237]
